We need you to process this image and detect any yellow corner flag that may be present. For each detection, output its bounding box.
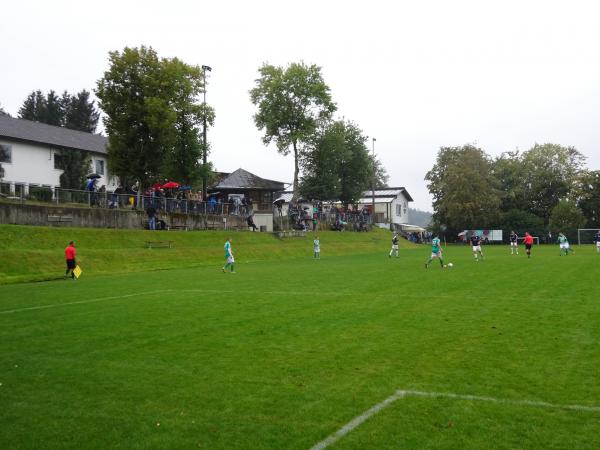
[73,265,82,279]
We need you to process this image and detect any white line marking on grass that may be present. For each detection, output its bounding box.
[0,288,346,315]
[309,389,600,450]
[309,390,407,450]
[403,390,600,413]
[0,291,171,314]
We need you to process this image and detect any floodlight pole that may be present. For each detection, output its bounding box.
[371,137,376,224]
[201,65,212,200]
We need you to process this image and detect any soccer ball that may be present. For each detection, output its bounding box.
[447,263,454,267]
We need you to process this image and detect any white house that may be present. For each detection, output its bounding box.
[358,187,413,228]
[272,186,414,229]
[0,115,114,196]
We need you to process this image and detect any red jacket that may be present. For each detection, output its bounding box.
[65,245,76,260]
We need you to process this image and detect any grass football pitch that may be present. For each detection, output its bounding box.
[1,236,600,449]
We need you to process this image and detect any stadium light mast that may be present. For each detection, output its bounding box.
[201,65,212,200]
[371,137,376,224]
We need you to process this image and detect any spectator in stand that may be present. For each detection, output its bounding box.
[130,181,139,209]
[111,185,123,208]
[85,178,97,206]
[247,213,258,231]
[146,205,157,230]
[208,196,217,214]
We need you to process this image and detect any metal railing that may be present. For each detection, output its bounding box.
[0,187,269,218]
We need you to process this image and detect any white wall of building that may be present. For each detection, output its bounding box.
[0,138,113,194]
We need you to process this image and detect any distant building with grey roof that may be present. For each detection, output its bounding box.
[0,115,113,196]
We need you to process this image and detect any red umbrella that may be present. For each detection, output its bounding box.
[162,181,180,189]
[152,182,163,190]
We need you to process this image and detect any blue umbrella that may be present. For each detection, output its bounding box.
[179,185,192,190]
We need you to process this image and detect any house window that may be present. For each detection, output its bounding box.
[0,144,12,163]
[54,153,64,170]
[95,160,105,175]
[396,204,402,216]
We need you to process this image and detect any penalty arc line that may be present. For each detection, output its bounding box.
[309,389,600,450]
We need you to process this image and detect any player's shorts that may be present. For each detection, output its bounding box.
[391,244,399,250]
[431,251,441,258]
[596,241,600,247]
[314,248,320,253]
[560,243,570,249]
[510,241,518,247]
[472,245,481,252]
[525,244,532,250]
[66,259,76,269]
[227,255,235,264]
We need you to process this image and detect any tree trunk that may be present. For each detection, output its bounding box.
[292,140,299,201]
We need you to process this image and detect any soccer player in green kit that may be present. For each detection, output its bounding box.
[425,235,445,268]
[557,232,573,256]
[222,237,236,273]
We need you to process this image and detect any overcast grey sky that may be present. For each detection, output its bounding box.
[2,0,600,211]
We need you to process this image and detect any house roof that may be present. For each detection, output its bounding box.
[273,187,414,204]
[0,115,108,154]
[210,168,286,191]
[358,196,398,204]
[361,187,413,202]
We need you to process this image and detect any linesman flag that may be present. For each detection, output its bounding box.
[73,265,82,279]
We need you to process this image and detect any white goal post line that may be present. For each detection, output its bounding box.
[309,388,600,450]
[577,228,600,245]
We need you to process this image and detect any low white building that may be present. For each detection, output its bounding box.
[358,187,413,228]
[0,115,113,196]
[273,187,414,229]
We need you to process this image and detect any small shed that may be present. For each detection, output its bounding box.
[208,168,287,211]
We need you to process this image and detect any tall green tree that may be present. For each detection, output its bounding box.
[18,90,45,121]
[58,150,91,189]
[521,143,586,223]
[493,150,528,212]
[96,46,210,187]
[300,120,384,204]
[0,103,9,116]
[425,144,501,236]
[44,91,63,126]
[577,170,600,227]
[250,62,336,197]
[163,58,214,185]
[63,90,100,133]
[549,199,586,237]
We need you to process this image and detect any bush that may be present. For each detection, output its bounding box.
[28,186,53,202]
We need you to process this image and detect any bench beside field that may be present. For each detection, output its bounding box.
[145,241,174,249]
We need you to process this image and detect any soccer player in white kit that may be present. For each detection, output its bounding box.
[313,236,320,259]
[389,233,399,258]
[558,232,572,256]
[595,230,600,253]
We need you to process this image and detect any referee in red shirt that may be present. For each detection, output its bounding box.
[523,232,534,258]
[64,241,77,279]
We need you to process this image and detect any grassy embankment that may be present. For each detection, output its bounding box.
[0,224,408,284]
